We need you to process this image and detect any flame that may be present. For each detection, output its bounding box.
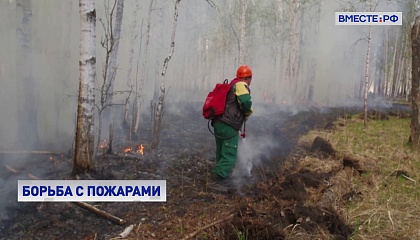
[137,144,144,155]
[99,139,108,149]
[123,144,143,155]
[124,147,132,153]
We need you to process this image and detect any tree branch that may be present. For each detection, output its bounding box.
[181,213,235,240]
[73,202,126,225]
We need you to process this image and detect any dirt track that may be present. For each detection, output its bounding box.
[0,102,410,240]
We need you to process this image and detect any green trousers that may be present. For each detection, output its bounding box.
[212,121,239,179]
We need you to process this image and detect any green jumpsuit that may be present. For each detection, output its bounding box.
[212,121,239,178]
[212,80,253,179]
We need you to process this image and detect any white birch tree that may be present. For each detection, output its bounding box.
[340,0,376,127]
[123,0,140,131]
[96,0,130,154]
[151,0,181,149]
[16,0,39,149]
[284,0,301,99]
[364,24,372,127]
[73,0,96,173]
[132,0,154,136]
[105,0,124,110]
[238,0,248,65]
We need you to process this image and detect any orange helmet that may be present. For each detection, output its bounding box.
[236,65,253,78]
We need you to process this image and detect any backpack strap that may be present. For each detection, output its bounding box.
[229,78,241,86]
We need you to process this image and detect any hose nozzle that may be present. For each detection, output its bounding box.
[240,120,247,138]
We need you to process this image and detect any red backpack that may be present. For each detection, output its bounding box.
[202,79,233,119]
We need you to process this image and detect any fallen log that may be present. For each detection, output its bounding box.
[4,164,22,174]
[3,164,42,180]
[28,173,41,180]
[181,213,235,240]
[73,202,126,225]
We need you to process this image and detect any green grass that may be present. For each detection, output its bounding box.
[300,115,420,239]
[232,225,249,240]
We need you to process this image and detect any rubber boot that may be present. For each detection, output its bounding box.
[208,173,231,193]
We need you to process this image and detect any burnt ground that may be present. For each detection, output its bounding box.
[0,102,411,240]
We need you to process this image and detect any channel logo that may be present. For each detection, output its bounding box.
[335,12,402,25]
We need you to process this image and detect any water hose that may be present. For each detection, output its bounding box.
[207,120,245,140]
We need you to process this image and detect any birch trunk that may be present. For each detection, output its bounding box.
[104,0,124,115]
[123,0,140,129]
[131,22,143,137]
[393,33,405,98]
[151,0,180,149]
[74,0,96,173]
[96,109,103,152]
[131,20,144,139]
[375,33,385,96]
[294,3,306,99]
[396,56,405,98]
[399,33,409,98]
[133,0,154,136]
[307,1,321,102]
[307,60,316,101]
[181,5,189,91]
[364,25,372,128]
[195,37,201,91]
[16,0,39,149]
[410,16,420,144]
[55,0,74,139]
[388,30,399,97]
[273,1,284,103]
[382,30,389,97]
[406,64,411,101]
[238,0,248,65]
[284,0,300,98]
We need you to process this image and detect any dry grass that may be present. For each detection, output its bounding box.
[299,115,420,239]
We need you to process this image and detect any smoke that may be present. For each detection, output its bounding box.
[0,154,40,221]
[233,139,257,178]
[232,115,290,192]
[0,173,22,221]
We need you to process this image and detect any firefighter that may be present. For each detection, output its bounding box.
[209,65,253,193]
